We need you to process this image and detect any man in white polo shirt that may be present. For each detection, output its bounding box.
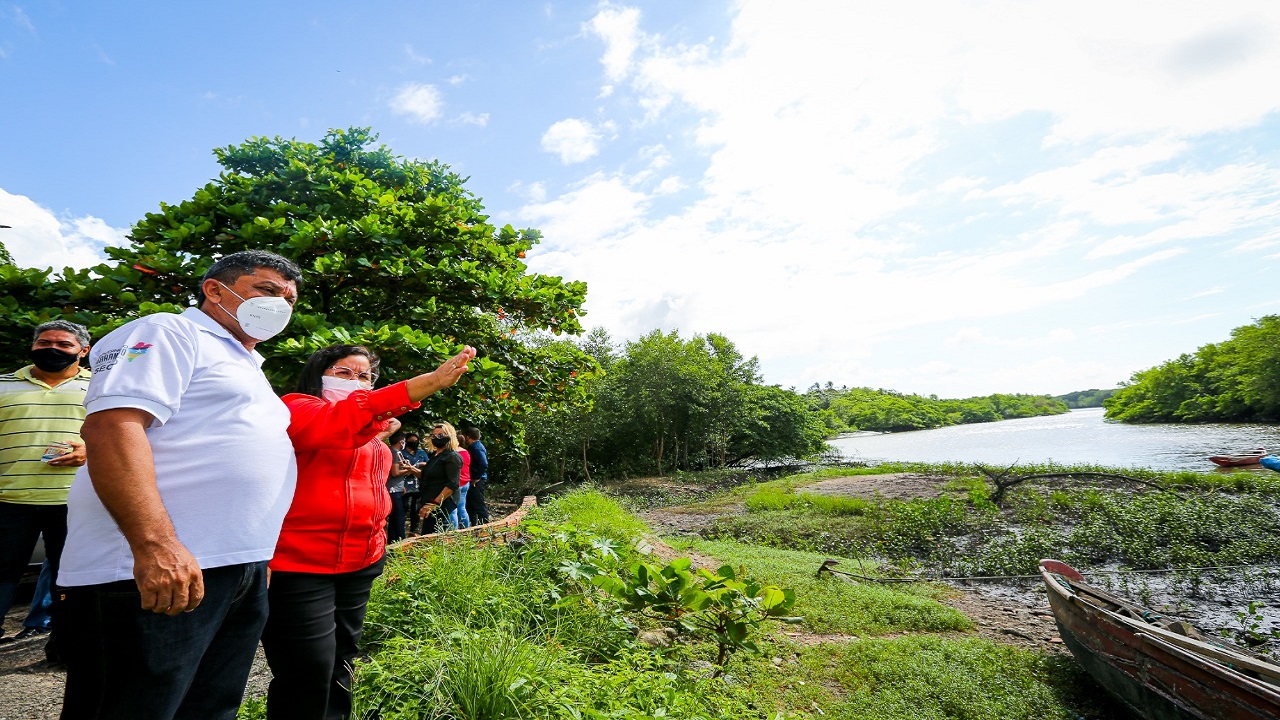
[59,250,303,720]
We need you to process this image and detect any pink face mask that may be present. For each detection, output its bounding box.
[321,375,368,402]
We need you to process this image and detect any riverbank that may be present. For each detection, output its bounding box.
[12,462,1273,719]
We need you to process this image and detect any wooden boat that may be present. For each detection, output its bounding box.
[1040,559,1280,720]
[1208,449,1266,467]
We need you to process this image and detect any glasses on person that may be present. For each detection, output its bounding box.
[328,366,378,384]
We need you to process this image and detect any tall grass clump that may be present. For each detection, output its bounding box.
[532,486,649,545]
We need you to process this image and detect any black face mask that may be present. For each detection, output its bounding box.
[406,441,419,450]
[31,348,81,373]
[431,436,449,448]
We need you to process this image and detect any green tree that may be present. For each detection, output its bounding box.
[5,128,594,452]
[1106,315,1280,423]
[520,329,827,480]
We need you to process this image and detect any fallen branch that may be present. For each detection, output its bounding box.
[974,463,1163,505]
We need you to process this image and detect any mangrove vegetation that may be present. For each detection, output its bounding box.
[1106,314,1280,423]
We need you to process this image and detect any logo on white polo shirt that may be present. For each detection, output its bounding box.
[125,342,154,362]
[94,348,123,373]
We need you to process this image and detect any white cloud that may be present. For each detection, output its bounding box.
[0,189,126,270]
[404,44,431,64]
[11,7,35,34]
[526,1,1280,395]
[457,112,489,127]
[389,83,444,124]
[540,118,604,164]
[586,5,640,82]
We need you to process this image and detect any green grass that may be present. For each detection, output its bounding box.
[675,538,972,635]
[240,486,1112,720]
[531,484,649,544]
[745,487,873,516]
[779,635,1104,720]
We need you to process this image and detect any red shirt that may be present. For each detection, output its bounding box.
[270,382,419,574]
[458,448,471,486]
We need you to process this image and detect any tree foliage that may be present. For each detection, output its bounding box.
[1105,315,1280,423]
[805,384,1068,433]
[0,128,594,450]
[1054,388,1115,408]
[519,329,829,483]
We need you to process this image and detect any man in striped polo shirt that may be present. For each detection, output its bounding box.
[0,320,90,651]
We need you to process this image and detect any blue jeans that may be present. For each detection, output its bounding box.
[23,560,53,630]
[456,484,471,528]
[60,561,269,720]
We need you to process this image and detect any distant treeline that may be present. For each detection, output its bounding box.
[1055,388,1115,408]
[803,384,1069,433]
[518,329,1080,484]
[1105,315,1280,423]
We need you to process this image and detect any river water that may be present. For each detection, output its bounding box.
[829,407,1280,472]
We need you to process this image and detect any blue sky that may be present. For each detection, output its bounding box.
[3,1,1279,398]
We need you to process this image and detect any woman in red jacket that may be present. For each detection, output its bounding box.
[262,342,474,720]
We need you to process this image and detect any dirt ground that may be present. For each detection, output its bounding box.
[801,472,962,501]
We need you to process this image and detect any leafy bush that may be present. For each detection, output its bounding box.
[594,557,800,673]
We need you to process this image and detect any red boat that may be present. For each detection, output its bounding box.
[1208,448,1266,467]
[1041,559,1280,720]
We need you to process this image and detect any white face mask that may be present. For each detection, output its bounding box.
[321,375,368,402]
[216,281,293,341]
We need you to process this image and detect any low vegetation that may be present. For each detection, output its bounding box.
[238,485,1115,719]
[711,464,1280,580]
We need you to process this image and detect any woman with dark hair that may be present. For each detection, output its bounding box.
[261,342,475,720]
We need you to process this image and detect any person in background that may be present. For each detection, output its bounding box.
[263,342,474,720]
[455,437,471,529]
[59,251,302,720]
[0,319,90,661]
[384,431,411,544]
[401,433,429,534]
[417,422,462,534]
[8,559,54,642]
[462,427,490,525]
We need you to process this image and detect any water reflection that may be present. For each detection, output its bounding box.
[829,407,1280,472]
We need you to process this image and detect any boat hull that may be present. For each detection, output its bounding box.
[1208,449,1266,467]
[1042,561,1280,720]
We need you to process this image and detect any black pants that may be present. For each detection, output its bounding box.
[466,478,490,525]
[403,492,423,533]
[385,491,405,543]
[261,556,386,720]
[0,501,66,659]
[60,562,268,720]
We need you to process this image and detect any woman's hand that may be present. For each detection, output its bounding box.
[406,346,477,402]
[418,502,439,520]
[376,417,403,441]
